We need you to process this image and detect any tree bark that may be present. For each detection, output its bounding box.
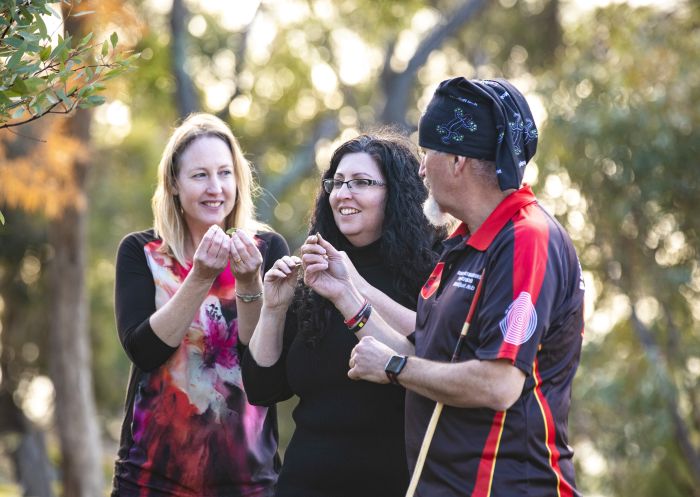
[171,0,199,117]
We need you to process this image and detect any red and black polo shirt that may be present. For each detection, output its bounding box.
[406,185,584,497]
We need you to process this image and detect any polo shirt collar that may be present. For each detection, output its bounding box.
[446,185,538,251]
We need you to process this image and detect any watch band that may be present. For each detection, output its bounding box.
[384,355,408,385]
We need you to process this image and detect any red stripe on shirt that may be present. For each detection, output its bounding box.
[533,360,575,497]
[470,410,507,497]
[498,204,550,361]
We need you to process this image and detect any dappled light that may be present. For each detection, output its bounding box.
[1,0,698,496]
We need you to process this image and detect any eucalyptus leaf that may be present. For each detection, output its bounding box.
[39,44,51,61]
[84,94,105,106]
[6,47,24,70]
[45,91,58,104]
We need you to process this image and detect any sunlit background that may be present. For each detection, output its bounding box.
[1,0,698,496]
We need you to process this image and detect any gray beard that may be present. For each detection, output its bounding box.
[423,194,452,228]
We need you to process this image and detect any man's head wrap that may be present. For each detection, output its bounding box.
[418,77,538,191]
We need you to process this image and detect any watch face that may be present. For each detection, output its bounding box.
[386,355,406,374]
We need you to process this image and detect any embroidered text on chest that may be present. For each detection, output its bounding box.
[452,270,481,291]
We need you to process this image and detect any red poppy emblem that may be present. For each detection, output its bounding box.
[421,262,445,300]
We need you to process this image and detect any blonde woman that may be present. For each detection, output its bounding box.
[112,113,288,497]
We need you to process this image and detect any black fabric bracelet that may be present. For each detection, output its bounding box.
[345,301,372,333]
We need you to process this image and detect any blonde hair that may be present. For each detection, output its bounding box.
[151,113,268,265]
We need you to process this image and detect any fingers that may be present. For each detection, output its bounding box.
[279,255,302,271]
[212,227,229,258]
[303,258,328,279]
[198,225,229,259]
[301,233,338,258]
[300,234,333,273]
[300,236,327,257]
[347,336,394,383]
[192,226,230,279]
[348,346,362,380]
[265,256,301,281]
[316,232,340,258]
[301,251,328,270]
[229,229,263,271]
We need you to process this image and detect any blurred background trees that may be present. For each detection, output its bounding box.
[0,0,698,496]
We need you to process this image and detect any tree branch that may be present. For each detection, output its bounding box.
[216,2,263,120]
[0,0,32,42]
[256,115,339,223]
[0,88,79,129]
[380,0,489,127]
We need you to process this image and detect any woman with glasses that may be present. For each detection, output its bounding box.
[241,131,445,497]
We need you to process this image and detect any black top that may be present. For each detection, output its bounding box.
[241,240,414,497]
[408,186,583,497]
[112,229,289,497]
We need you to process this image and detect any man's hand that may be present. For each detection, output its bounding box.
[348,336,397,384]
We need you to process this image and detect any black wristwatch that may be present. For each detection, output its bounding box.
[384,355,408,385]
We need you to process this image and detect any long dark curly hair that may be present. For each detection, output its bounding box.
[294,129,446,346]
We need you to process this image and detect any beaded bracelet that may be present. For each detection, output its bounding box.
[344,299,372,333]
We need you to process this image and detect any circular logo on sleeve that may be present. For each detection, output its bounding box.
[499,291,537,345]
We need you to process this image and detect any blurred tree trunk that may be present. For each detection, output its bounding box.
[0,269,55,497]
[0,391,55,497]
[45,7,105,497]
[171,0,199,117]
[48,200,104,497]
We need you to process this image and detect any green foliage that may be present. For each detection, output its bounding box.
[537,4,700,494]
[0,0,138,129]
[4,1,698,494]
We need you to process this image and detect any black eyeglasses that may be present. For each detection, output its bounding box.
[322,178,386,194]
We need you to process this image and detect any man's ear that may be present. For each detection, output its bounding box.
[452,155,468,175]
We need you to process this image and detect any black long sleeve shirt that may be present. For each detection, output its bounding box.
[242,240,416,497]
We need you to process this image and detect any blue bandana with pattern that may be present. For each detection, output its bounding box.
[418,77,538,191]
